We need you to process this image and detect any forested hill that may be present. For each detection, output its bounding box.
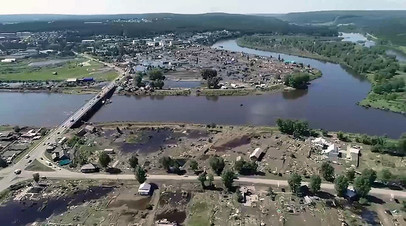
[0,13,336,37]
[273,10,406,46]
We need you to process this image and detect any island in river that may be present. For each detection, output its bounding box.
[237,35,406,114]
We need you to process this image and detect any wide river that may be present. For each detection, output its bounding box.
[0,40,405,138]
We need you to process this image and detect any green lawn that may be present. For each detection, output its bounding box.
[0,57,118,81]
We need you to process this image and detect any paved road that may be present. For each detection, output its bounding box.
[0,54,404,200]
[0,54,126,193]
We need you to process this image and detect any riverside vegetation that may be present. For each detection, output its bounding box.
[238,35,406,114]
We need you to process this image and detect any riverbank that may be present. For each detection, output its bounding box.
[237,36,406,114]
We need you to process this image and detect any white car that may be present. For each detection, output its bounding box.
[14,169,21,175]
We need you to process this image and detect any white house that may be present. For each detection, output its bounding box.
[138,183,152,196]
[323,144,340,160]
[1,58,16,63]
[249,148,263,161]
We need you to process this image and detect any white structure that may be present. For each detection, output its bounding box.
[249,148,263,161]
[138,183,152,196]
[58,137,67,145]
[103,148,115,154]
[1,58,16,63]
[323,144,340,160]
[346,145,360,161]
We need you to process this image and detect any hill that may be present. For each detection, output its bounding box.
[0,13,337,38]
[273,10,406,46]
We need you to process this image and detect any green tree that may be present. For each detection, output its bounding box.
[288,173,302,194]
[379,169,392,183]
[284,72,310,89]
[189,160,198,171]
[160,156,173,171]
[222,170,236,191]
[234,159,257,175]
[148,69,165,80]
[346,168,356,183]
[207,174,214,187]
[354,176,371,198]
[201,69,221,89]
[362,169,377,184]
[309,175,322,194]
[33,173,40,183]
[129,155,138,169]
[198,173,206,189]
[210,156,225,175]
[135,166,147,184]
[321,162,335,182]
[98,152,111,168]
[334,175,349,197]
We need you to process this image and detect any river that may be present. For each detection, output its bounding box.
[0,40,405,138]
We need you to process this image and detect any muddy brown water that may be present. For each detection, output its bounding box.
[156,210,187,225]
[0,186,113,225]
[2,40,406,138]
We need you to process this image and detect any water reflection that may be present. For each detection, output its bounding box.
[282,89,308,100]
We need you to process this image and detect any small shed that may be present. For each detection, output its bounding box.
[249,148,263,161]
[103,148,115,154]
[138,183,152,196]
[81,163,97,173]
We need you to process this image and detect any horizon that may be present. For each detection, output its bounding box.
[1,9,406,16]
[1,0,406,15]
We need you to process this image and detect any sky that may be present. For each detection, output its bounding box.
[1,0,406,15]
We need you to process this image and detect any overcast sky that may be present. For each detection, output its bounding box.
[1,0,406,15]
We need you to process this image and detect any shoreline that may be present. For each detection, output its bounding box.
[236,38,406,115]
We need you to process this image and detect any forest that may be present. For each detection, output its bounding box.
[0,13,337,38]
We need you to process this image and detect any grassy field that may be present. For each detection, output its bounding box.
[0,57,118,81]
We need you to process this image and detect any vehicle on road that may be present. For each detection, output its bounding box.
[25,155,30,159]
[14,169,21,175]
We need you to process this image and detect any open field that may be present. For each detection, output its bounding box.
[0,57,118,81]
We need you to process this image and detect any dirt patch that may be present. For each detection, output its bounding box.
[212,134,251,152]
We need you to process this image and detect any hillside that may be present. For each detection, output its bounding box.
[0,13,336,38]
[274,11,406,46]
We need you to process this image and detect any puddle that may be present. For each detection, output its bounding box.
[0,186,113,225]
[213,135,251,152]
[156,210,187,225]
[361,209,380,225]
[120,129,177,153]
[117,128,208,154]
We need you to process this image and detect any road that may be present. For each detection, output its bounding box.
[0,54,404,200]
[2,170,405,198]
[0,54,126,193]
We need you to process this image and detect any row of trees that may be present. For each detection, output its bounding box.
[276,118,311,137]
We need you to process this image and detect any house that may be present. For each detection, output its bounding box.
[249,148,263,161]
[323,144,340,160]
[103,148,115,154]
[138,183,152,196]
[51,152,59,161]
[345,145,360,166]
[1,58,16,63]
[84,125,96,133]
[81,163,97,173]
[76,128,86,137]
[45,145,55,153]
[66,78,78,83]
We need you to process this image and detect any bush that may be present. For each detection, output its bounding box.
[234,159,257,175]
[276,119,310,137]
